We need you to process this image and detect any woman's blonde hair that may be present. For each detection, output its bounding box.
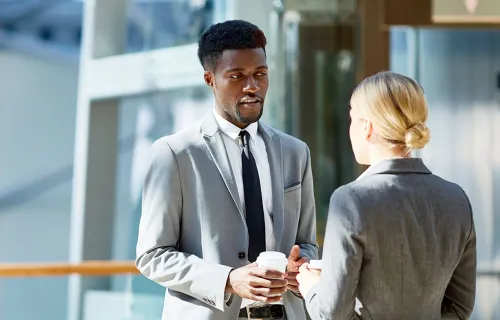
[350,71,430,150]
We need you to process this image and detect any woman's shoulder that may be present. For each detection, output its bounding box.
[341,172,471,212]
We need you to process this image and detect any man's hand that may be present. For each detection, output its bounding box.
[225,263,288,303]
[286,245,309,295]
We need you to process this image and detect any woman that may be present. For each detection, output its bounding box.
[297,71,476,319]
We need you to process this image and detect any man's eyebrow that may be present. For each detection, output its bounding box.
[225,66,268,73]
[225,68,244,73]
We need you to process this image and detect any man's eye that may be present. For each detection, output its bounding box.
[256,72,267,77]
[230,74,242,79]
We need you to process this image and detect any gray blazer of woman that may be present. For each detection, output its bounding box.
[305,157,476,320]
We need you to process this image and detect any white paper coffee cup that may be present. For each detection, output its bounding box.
[308,260,323,275]
[308,259,323,270]
[256,251,288,273]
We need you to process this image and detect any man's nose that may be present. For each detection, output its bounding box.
[243,77,260,94]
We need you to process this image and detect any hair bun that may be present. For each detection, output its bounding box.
[404,123,430,150]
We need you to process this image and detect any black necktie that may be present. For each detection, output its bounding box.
[239,130,266,262]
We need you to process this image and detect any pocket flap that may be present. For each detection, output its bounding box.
[284,182,301,193]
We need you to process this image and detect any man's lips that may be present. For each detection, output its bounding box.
[239,98,262,107]
[239,101,261,108]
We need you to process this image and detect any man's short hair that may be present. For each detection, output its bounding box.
[197,20,267,71]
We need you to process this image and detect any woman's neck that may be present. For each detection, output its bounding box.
[367,146,410,166]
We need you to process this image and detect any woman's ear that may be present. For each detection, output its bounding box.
[364,120,373,141]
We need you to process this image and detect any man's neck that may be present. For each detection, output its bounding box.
[214,107,249,129]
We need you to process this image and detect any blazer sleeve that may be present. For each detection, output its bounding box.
[441,198,477,319]
[296,145,319,261]
[135,139,233,312]
[305,185,365,320]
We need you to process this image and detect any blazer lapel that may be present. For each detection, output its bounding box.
[259,123,284,249]
[202,113,244,218]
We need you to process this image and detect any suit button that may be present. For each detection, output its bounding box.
[238,252,246,260]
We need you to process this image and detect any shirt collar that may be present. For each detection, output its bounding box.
[356,166,372,181]
[213,108,259,141]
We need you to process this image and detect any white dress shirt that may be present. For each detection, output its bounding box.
[213,108,275,251]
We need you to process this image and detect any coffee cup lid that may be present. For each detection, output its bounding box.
[256,251,288,272]
[257,251,286,259]
[308,259,322,269]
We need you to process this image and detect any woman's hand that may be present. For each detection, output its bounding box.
[296,263,321,298]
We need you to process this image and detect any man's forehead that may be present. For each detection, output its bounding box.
[219,48,266,68]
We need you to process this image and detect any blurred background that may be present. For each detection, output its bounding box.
[0,0,499,319]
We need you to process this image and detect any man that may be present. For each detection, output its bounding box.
[136,20,318,320]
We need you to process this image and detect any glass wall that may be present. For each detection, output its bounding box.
[282,14,358,247]
[391,27,500,319]
[126,0,215,53]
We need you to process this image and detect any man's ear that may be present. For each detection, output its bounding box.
[204,71,213,87]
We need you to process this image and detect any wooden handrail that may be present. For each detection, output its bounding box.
[0,261,139,278]
[0,260,494,278]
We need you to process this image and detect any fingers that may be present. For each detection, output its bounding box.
[248,276,288,288]
[250,286,287,297]
[286,277,299,287]
[296,272,304,285]
[296,264,313,285]
[245,280,287,303]
[296,257,309,265]
[248,293,283,304]
[247,286,287,304]
[287,256,308,272]
[262,296,283,303]
[286,284,300,293]
[285,271,299,286]
[299,262,309,273]
[288,245,301,261]
[250,267,286,280]
[231,264,290,303]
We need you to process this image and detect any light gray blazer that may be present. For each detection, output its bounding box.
[305,158,476,320]
[136,112,318,320]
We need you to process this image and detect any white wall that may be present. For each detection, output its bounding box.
[0,50,79,320]
[0,52,78,196]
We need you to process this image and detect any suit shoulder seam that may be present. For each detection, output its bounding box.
[158,139,183,203]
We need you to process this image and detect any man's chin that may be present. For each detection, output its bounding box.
[238,108,263,124]
[239,116,262,125]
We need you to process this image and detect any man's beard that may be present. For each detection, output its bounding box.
[224,104,264,124]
